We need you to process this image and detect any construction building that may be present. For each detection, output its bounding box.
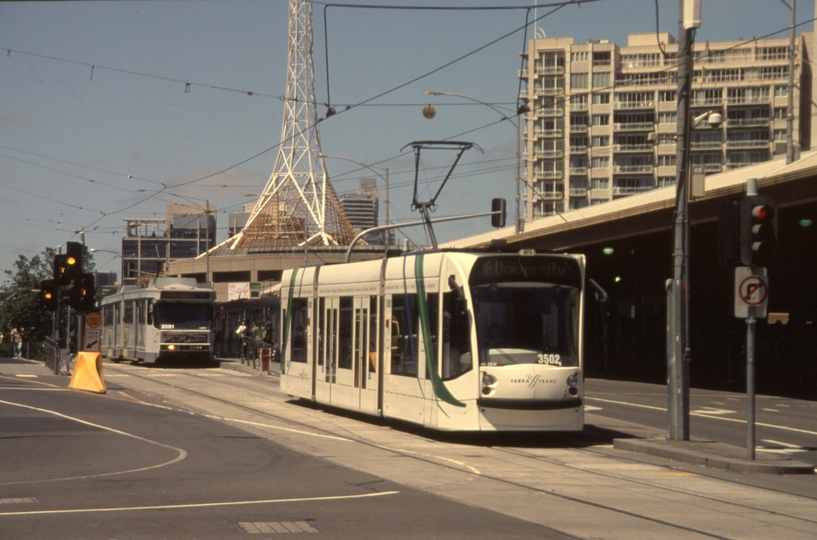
[519,31,812,220]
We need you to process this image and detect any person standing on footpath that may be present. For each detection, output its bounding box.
[10,326,23,359]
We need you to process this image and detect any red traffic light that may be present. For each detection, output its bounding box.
[751,205,774,222]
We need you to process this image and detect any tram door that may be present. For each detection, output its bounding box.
[315,297,338,403]
[327,296,378,412]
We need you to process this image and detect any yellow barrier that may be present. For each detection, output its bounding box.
[69,352,107,394]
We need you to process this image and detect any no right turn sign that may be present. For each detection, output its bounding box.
[735,267,769,319]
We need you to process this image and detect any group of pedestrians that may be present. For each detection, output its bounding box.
[0,325,24,359]
[235,320,279,361]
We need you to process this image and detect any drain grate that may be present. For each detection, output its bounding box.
[0,497,38,504]
[235,521,321,534]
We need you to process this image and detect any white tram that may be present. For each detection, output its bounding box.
[100,277,215,365]
[280,250,586,431]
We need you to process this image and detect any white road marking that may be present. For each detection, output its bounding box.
[0,491,400,517]
[584,405,602,411]
[585,396,817,437]
[762,408,779,412]
[691,407,736,416]
[14,375,38,378]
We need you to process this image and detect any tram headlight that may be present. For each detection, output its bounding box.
[566,373,579,387]
[167,344,176,351]
[482,372,497,386]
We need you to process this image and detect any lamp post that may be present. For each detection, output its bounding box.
[779,0,797,164]
[317,154,390,244]
[424,90,523,233]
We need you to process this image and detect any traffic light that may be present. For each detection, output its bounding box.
[740,195,778,267]
[70,273,96,312]
[39,279,59,311]
[54,254,72,285]
[64,242,84,281]
[491,198,507,228]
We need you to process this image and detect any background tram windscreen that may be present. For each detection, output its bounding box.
[154,302,213,330]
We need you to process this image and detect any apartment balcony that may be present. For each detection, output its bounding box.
[725,118,770,128]
[570,125,589,134]
[536,191,564,200]
[613,164,654,174]
[518,68,529,79]
[536,87,566,96]
[613,101,655,110]
[690,141,723,150]
[613,186,654,196]
[690,97,723,107]
[726,96,771,105]
[537,107,564,117]
[533,149,564,159]
[697,163,723,173]
[569,145,588,154]
[613,143,653,153]
[537,128,564,138]
[536,65,565,76]
[613,122,654,131]
[569,102,589,112]
[532,170,564,180]
[726,161,763,170]
[726,139,770,149]
[569,188,588,197]
[569,167,588,175]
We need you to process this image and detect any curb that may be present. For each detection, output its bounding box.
[614,438,815,475]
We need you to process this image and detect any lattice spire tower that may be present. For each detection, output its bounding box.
[232,0,354,249]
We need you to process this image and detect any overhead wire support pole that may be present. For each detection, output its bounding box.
[782,0,797,164]
[668,0,699,441]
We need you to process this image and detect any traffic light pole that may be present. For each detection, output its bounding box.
[746,305,756,460]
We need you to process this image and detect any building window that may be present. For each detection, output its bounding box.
[774,129,786,141]
[571,51,589,62]
[658,111,677,124]
[591,114,609,126]
[659,90,676,102]
[657,177,676,188]
[591,177,609,190]
[658,155,676,167]
[774,107,787,119]
[592,93,610,104]
[592,51,611,66]
[571,72,589,89]
[774,85,788,97]
[591,135,609,147]
[592,72,611,88]
[591,157,609,169]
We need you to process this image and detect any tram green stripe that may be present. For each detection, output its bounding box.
[415,255,465,409]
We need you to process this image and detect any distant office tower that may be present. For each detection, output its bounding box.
[519,32,811,221]
[340,177,387,244]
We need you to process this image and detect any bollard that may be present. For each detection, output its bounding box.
[68,352,107,394]
[260,347,270,374]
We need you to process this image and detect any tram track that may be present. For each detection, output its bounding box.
[105,363,817,539]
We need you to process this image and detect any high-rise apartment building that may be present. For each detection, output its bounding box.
[519,32,811,220]
[340,177,392,245]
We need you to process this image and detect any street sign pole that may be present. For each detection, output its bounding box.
[746,305,756,460]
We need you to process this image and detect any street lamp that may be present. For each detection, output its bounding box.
[317,154,390,244]
[778,0,797,164]
[423,90,523,233]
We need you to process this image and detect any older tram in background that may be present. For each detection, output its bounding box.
[100,277,215,365]
[280,250,588,432]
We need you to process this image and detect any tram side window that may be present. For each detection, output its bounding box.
[391,293,419,377]
[368,295,377,373]
[103,305,114,327]
[124,301,134,324]
[338,297,353,369]
[442,291,473,381]
[317,298,325,367]
[290,298,308,363]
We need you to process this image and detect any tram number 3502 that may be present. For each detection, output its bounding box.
[537,354,562,366]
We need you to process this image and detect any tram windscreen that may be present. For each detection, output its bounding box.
[153,302,213,330]
[470,256,580,368]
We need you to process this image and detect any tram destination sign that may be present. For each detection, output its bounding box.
[470,256,581,287]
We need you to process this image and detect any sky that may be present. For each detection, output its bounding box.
[1,0,813,278]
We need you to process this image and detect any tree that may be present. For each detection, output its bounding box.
[0,249,59,350]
